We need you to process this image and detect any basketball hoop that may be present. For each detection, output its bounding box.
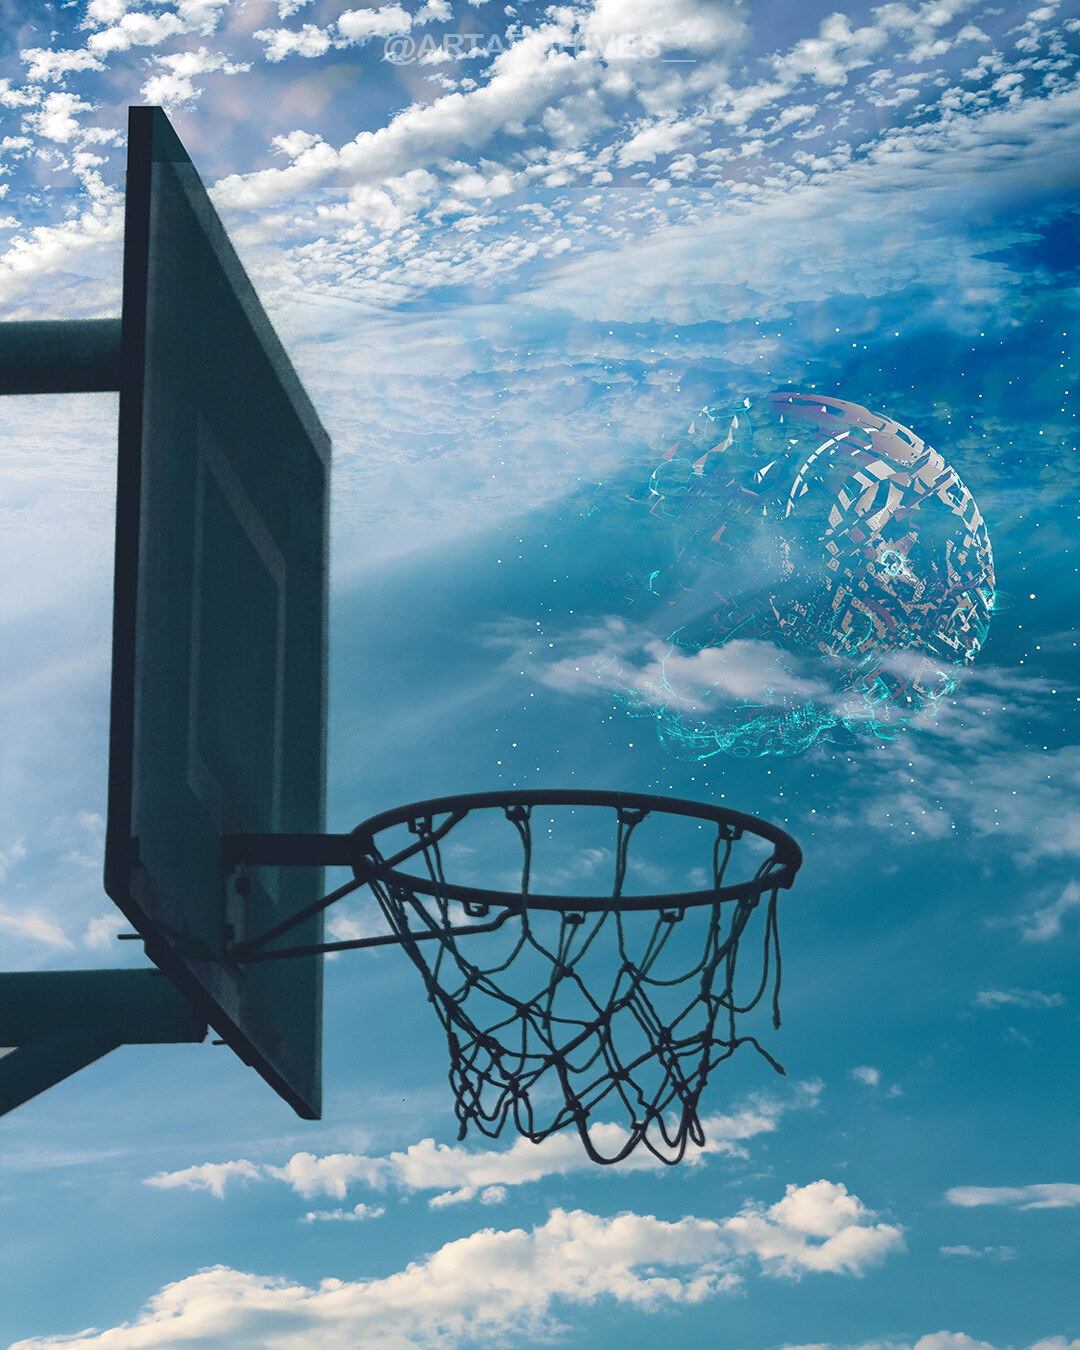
[348,790,801,1165]
[226,789,801,1163]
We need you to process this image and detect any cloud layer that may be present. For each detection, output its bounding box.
[12,1185,902,1349]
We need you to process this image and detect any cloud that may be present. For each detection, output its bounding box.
[617,116,705,166]
[145,1084,822,1203]
[414,0,452,23]
[83,0,228,55]
[939,1244,1018,1260]
[524,607,943,754]
[1005,881,1080,942]
[777,1337,1078,1350]
[300,1202,386,1223]
[0,907,73,949]
[23,91,95,144]
[522,83,1080,325]
[399,1101,790,1207]
[973,988,1065,1009]
[0,131,124,309]
[724,1180,904,1278]
[1,0,1075,336]
[848,1064,901,1098]
[10,1187,901,1348]
[771,11,891,87]
[262,1151,387,1199]
[584,0,748,57]
[214,24,591,211]
[538,622,830,714]
[0,839,27,882]
[946,1184,1080,1209]
[253,3,429,63]
[140,46,251,107]
[82,914,118,950]
[254,22,334,63]
[337,5,414,43]
[822,704,1080,866]
[144,1160,263,1200]
[20,49,105,83]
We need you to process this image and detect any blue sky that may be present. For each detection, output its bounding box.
[0,0,1078,1346]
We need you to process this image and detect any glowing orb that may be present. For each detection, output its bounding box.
[601,392,995,757]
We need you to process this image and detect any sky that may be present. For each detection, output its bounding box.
[0,0,1078,1346]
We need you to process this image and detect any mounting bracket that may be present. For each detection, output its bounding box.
[0,968,206,1115]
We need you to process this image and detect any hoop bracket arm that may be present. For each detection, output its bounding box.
[0,969,206,1115]
[222,819,472,960]
[233,907,520,963]
[222,832,359,869]
[0,319,122,395]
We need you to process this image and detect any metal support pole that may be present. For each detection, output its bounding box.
[0,319,122,394]
[0,969,206,1115]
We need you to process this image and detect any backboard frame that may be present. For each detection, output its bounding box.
[104,106,330,1119]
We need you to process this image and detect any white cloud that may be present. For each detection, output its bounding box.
[0,77,39,108]
[0,135,123,306]
[769,101,818,129]
[144,1160,263,1199]
[415,0,452,23]
[940,1243,1018,1260]
[946,1183,1080,1209]
[263,1150,388,1199]
[772,12,891,87]
[778,1337,1078,1350]
[0,839,27,881]
[20,49,105,83]
[84,0,228,55]
[584,0,747,57]
[522,83,1080,325]
[23,91,94,144]
[300,1202,386,1222]
[213,25,589,210]
[617,116,703,166]
[723,1179,904,1277]
[10,1187,901,1348]
[767,0,990,91]
[829,706,1080,867]
[973,988,1065,1009]
[11,0,1059,330]
[0,907,73,949]
[83,913,117,950]
[906,1339,1006,1350]
[145,1084,822,1203]
[851,1065,881,1087]
[539,624,830,713]
[252,3,430,65]
[1008,880,1080,941]
[254,22,334,63]
[401,1105,785,1206]
[140,46,251,106]
[337,4,414,42]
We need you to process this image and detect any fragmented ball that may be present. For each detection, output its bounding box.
[598,392,994,757]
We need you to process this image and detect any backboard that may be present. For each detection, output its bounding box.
[105,107,330,1118]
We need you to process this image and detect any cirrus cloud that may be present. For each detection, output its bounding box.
[946,1183,1080,1209]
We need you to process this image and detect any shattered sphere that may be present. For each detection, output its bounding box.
[602,392,996,757]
